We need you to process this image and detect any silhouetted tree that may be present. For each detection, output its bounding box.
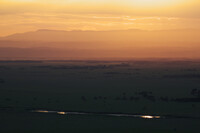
[130,96,140,101]
[5,98,11,101]
[115,97,120,100]
[81,96,86,101]
[0,78,5,84]
[98,96,102,99]
[160,96,169,102]
[146,96,156,102]
[94,96,98,100]
[191,89,200,97]
[191,89,197,96]
[122,96,127,100]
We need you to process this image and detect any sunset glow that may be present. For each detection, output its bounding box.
[0,1,200,133]
[130,0,187,7]
[0,0,199,36]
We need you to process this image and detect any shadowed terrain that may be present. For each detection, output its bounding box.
[0,59,200,132]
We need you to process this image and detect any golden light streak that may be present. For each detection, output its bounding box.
[141,115,154,119]
[140,115,161,119]
[34,110,49,113]
[57,112,67,115]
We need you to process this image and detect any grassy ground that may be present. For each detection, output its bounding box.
[0,60,200,132]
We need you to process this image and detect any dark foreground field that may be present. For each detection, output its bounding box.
[0,59,200,133]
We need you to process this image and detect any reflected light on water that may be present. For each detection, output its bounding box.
[155,116,161,119]
[34,110,49,113]
[32,109,162,119]
[33,110,67,115]
[140,115,160,119]
[57,112,67,115]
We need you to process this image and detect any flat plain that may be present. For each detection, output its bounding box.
[0,59,200,133]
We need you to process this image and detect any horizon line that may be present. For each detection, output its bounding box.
[1,28,199,38]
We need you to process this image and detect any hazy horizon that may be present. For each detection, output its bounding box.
[1,0,200,36]
[1,1,200,133]
[0,0,200,59]
[0,28,200,59]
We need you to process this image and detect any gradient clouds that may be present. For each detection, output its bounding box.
[0,0,200,36]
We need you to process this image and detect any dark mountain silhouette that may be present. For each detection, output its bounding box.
[0,29,200,60]
[0,29,199,43]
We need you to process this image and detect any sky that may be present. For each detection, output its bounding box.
[0,0,200,36]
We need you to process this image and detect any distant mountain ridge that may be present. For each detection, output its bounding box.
[0,29,145,42]
[1,29,199,43]
[0,29,200,59]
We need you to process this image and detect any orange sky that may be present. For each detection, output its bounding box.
[0,0,200,36]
